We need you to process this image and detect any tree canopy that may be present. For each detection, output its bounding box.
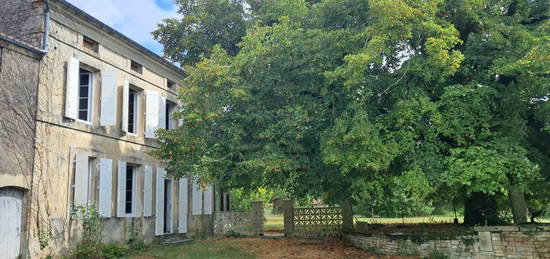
[152,0,550,224]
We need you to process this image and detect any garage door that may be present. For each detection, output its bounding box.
[0,187,23,259]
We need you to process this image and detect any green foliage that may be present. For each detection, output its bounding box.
[153,0,247,65]
[68,206,134,259]
[154,0,550,224]
[73,205,104,243]
[68,205,104,259]
[100,242,129,259]
[229,187,280,211]
[426,250,449,259]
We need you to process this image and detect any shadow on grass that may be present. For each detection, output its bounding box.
[125,239,256,259]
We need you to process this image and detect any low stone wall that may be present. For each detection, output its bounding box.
[213,201,263,236]
[344,225,550,259]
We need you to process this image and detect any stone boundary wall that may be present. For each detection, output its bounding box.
[213,201,263,236]
[344,226,550,259]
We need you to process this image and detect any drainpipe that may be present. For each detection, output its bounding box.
[42,0,51,52]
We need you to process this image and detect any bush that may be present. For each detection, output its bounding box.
[70,240,102,259]
[426,250,449,259]
[100,242,129,259]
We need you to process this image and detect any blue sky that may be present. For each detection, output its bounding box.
[67,0,180,55]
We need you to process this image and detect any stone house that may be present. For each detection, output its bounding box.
[0,0,222,257]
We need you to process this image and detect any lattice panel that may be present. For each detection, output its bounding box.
[293,207,343,237]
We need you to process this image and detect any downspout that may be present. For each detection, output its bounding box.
[42,0,51,52]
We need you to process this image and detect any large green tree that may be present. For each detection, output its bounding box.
[153,0,550,225]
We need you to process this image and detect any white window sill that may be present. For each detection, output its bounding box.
[75,119,93,125]
[118,213,136,218]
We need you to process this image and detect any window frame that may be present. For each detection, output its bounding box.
[123,164,137,216]
[130,60,143,74]
[165,100,176,130]
[167,79,175,89]
[77,68,94,124]
[127,87,140,136]
[71,155,96,213]
[82,35,99,53]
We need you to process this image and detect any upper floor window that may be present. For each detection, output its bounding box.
[78,68,94,122]
[167,79,176,89]
[127,87,139,134]
[165,101,176,130]
[83,36,99,53]
[130,60,143,74]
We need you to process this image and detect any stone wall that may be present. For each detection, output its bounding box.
[214,201,264,236]
[473,226,550,259]
[0,38,41,188]
[0,0,45,48]
[344,226,550,259]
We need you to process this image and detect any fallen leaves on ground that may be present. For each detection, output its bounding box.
[233,237,416,259]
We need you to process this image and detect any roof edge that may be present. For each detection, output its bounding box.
[52,0,184,76]
[0,34,47,56]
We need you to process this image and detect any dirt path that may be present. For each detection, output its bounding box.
[128,237,417,258]
[235,237,415,259]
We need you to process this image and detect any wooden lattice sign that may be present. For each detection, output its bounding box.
[293,207,343,237]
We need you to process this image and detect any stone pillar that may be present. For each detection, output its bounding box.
[283,199,294,237]
[251,201,264,236]
[342,201,354,232]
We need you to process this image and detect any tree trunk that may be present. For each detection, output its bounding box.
[463,192,499,226]
[509,185,528,224]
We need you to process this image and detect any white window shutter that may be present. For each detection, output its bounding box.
[74,153,89,206]
[177,103,184,126]
[121,78,129,132]
[100,71,117,126]
[117,160,127,217]
[159,96,166,130]
[146,91,160,138]
[143,166,153,217]
[98,158,113,217]
[191,179,202,215]
[65,57,80,120]
[155,167,166,236]
[178,178,188,233]
[203,185,213,215]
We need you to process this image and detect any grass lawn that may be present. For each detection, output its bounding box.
[264,215,284,231]
[125,237,413,259]
[125,238,257,259]
[354,216,463,224]
[264,214,550,230]
[263,214,461,231]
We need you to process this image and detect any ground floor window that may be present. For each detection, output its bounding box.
[125,165,136,214]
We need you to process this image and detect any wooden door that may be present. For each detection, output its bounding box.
[0,187,23,259]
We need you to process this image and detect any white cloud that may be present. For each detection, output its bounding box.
[66,0,180,55]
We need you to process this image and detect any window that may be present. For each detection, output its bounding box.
[124,165,136,214]
[165,101,176,130]
[167,79,175,89]
[128,88,139,134]
[72,154,95,208]
[78,68,93,122]
[83,36,99,53]
[130,60,143,74]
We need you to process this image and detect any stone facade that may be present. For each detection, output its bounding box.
[0,0,220,258]
[0,34,43,258]
[0,36,42,189]
[345,226,550,259]
[213,201,264,236]
[0,0,46,48]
